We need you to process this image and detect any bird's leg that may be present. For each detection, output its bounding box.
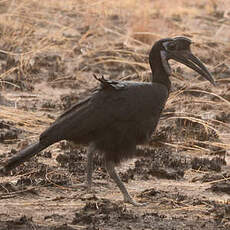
[75,145,94,191]
[105,161,145,206]
[85,144,94,191]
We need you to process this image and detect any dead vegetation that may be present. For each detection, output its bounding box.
[0,0,230,229]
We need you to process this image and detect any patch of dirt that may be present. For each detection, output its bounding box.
[71,196,230,229]
[210,181,230,195]
[1,0,230,229]
[120,147,187,182]
[191,156,226,172]
[0,215,75,230]
[0,120,22,143]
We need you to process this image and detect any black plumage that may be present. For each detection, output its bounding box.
[1,37,215,206]
[41,80,168,164]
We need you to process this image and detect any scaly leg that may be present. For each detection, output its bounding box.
[105,161,146,206]
[85,144,94,191]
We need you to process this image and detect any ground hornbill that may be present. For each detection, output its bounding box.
[0,37,215,206]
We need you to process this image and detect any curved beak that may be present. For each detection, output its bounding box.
[169,50,215,86]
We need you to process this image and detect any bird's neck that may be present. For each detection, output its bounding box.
[151,68,171,91]
[149,48,171,91]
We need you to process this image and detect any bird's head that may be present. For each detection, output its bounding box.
[149,37,215,86]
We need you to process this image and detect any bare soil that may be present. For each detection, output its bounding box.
[1,0,230,229]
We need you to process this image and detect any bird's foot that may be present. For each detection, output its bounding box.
[124,197,147,207]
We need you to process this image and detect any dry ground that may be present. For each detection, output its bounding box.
[1,0,230,229]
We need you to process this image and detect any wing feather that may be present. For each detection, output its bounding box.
[40,82,168,145]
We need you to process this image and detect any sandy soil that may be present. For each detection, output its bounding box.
[1,0,230,229]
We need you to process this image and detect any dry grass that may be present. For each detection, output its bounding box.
[0,0,230,154]
[0,105,53,134]
[1,2,230,228]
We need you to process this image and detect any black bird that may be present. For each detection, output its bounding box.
[1,37,215,206]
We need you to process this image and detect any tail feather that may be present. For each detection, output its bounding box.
[1,141,48,173]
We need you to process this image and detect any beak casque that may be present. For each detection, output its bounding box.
[161,37,215,86]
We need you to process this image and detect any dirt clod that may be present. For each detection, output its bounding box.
[191,156,226,172]
[72,198,138,227]
[210,181,230,195]
[0,120,21,143]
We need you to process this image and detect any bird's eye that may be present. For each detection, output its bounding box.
[167,42,177,50]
